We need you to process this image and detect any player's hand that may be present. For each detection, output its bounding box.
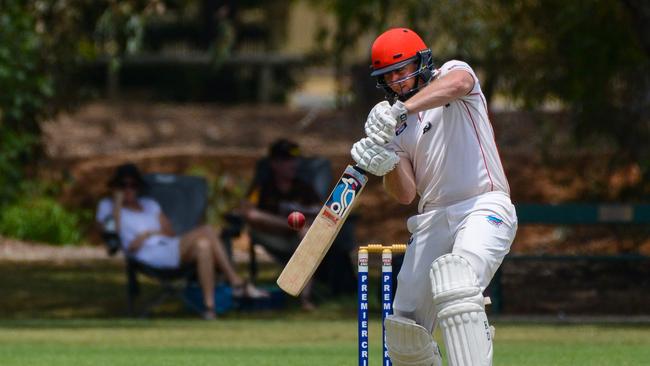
[351,137,400,176]
[365,101,408,145]
[390,100,408,125]
[365,101,396,145]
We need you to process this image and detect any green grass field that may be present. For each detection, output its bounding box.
[2,261,650,365]
[1,319,649,365]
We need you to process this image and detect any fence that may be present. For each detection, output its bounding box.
[490,203,650,315]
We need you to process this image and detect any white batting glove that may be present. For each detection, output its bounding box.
[365,101,396,145]
[364,101,408,145]
[351,137,400,176]
[391,100,408,125]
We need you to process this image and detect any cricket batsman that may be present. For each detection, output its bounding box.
[351,28,518,366]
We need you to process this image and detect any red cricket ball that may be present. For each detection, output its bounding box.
[287,211,306,231]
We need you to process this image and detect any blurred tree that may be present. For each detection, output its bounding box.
[315,0,649,199]
[0,0,295,208]
[309,0,392,106]
[443,0,649,199]
[0,1,54,205]
[94,1,167,99]
[0,0,163,207]
[620,0,650,197]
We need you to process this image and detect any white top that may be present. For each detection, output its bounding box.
[96,197,181,268]
[388,60,510,212]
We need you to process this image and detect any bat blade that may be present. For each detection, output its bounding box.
[277,165,367,296]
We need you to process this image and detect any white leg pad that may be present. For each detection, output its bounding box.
[430,254,493,366]
[385,315,443,366]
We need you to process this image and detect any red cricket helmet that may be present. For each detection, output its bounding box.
[370,28,435,101]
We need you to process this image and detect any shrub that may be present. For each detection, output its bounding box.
[0,2,53,206]
[0,197,84,245]
[184,166,248,227]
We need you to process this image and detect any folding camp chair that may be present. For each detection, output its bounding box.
[102,173,208,317]
[221,156,358,295]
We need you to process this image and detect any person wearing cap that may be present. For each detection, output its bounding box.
[96,163,268,320]
[350,28,518,366]
[238,139,322,310]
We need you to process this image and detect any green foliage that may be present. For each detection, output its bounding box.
[0,177,87,245]
[0,1,53,128]
[0,0,96,205]
[317,0,650,197]
[430,0,649,194]
[0,129,38,204]
[185,166,248,226]
[0,0,163,206]
[0,1,53,204]
[205,173,248,226]
[0,196,85,245]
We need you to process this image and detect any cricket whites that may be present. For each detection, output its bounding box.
[277,165,368,296]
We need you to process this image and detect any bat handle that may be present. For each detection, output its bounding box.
[352,165,366,175]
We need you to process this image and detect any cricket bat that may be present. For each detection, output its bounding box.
[277,165,368,296]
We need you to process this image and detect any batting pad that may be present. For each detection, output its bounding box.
[430,254,493,366]
[385,315,443,366]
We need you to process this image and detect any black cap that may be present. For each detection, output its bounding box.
[269,139,301,160]
[108,163,148,190]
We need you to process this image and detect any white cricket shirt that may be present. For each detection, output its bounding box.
[388,60,510,212]
[96,197,181,268]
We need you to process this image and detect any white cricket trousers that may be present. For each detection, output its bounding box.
[393,191,518,333]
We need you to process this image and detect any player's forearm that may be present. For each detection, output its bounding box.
[382,156,416,205]
[404,70,474,114]
[246,208,292,233]
[302,205,320,217]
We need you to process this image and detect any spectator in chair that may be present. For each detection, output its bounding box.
[96,163,268,320]
[238,139,322,310]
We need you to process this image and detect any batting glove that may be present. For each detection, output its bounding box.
[364,101,408,145]
[391,100,408,125]
[351,137,400,176]
[365,101,396,145]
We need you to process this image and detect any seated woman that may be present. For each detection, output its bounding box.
[96,163,267,320]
